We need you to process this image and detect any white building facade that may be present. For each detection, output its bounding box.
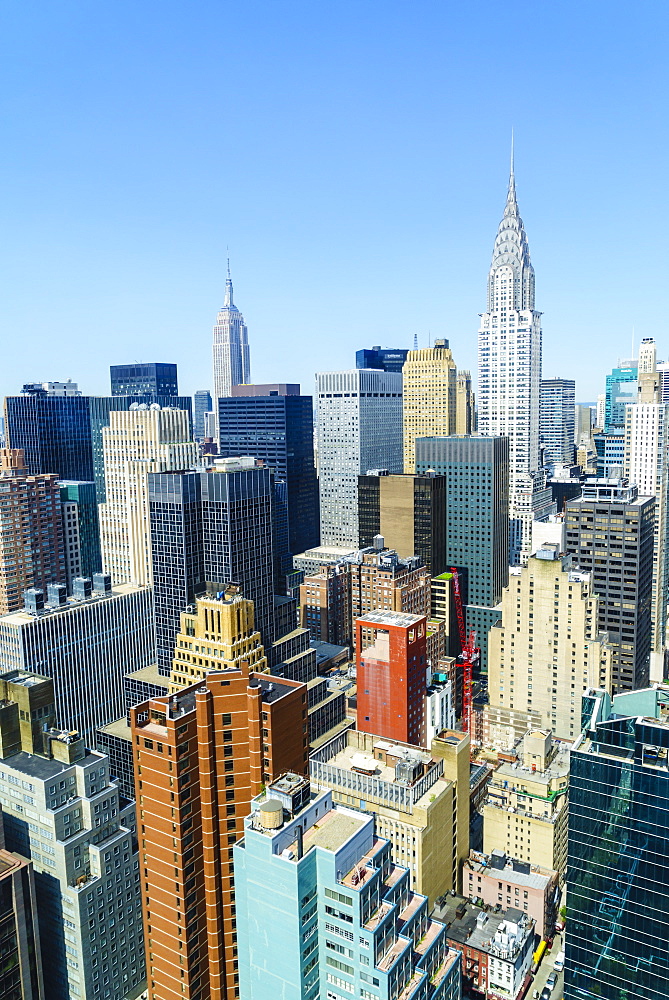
[212,268,250,400]
[477,157,554,564]
[316,369,403,548]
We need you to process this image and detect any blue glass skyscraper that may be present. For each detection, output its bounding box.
[604,363,638,432]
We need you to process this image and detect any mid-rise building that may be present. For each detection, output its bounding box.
[59,481,102,588]
[485,543,613,743]
[293,544,358,577]
[349,547,431,641]
[131,668,308,1000]
[456,370,475,436]
[356,345,409,372]
[566,687,669,999]
[0,670,145,1000]
[356,611,427,746]
[604,360,637,431]
[0,449,65,614]
[310,727,470,902]
[317,368,402,548]
[300,562,352,646]
[148,458,276,674]
[540,378,575,467]
[565,478,654,691]
[0,813,44,1000]
[415,436,509,672]
[110,362,178,396]
[463,849,559,940]
[234,775,462,1000]
[0,578,154,744]
[625,397,669,680]
[99,406,198,587]
[212,265,251,399]
[217,388,320,566]
[593,432,625,477]
[20,380,81,396]
[193,389,213,441]
[358,471,447,575]
[482,730,569,876]
[402,339,471,473]
[477,155,551,564]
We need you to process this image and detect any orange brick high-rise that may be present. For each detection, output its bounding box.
[131,664,308,1000]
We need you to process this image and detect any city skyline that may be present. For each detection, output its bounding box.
[0,3,667,406]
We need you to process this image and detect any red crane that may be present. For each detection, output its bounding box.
[450,567,480,737]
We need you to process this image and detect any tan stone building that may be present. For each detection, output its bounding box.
[482,730,569,877]
[485,542,613,744]
[309,727,470,903]
[402,339,473,473]
[99,406,198,587]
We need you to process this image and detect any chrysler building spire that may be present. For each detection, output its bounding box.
[212,262,251,400]
[477,148,554,565]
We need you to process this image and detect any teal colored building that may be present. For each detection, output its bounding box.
[604,364,637,432]
[234,774,461,1000]
[59,481,102,583]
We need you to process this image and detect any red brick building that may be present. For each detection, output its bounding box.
[356,610,427,745]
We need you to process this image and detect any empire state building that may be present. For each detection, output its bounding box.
[477,151,554,564]
[212,265,251,399]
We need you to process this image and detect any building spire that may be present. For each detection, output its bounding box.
[224,257,233,308]
[504,129,518,218]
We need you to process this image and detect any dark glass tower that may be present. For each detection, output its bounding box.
[110,362,178,396]
[566,689,669,999]
[148,461,275,675]
[356,346,409,372]
[217,391,319,558]
[59,481,102,579]
[415,435,510,672]
[194,389,213,441]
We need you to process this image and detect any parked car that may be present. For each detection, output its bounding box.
[546,972,557,991]
[554,950,565,972]
[540,989,551,1000]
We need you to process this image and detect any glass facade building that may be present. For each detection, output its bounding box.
[566,690,669,999]
[110,362,178,396]
[604,363,638,432]
[194,388,213,440]
[59,481,102,580]
[356,346,409,372]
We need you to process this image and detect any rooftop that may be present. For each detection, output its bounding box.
[2,749,104,781]
[0,583,148,626]
[356,610,425,627]
[300,807,366,854]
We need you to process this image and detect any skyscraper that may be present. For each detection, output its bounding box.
[212,265,250,399]
[604,361,637,431]
[59,481,102,586]
[0,449,65,614]
[540,378,576,467]
[477,150,552,564]
[99,407,198,587]
[402,339,472,473]
[131,667,308,1000]
[317,369,403,548]
[193,389,213,441]
[355,345,409,372]
[566,688,669,999]
[110,362,178,396]
[217,388,320,562]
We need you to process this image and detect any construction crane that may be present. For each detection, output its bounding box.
[450,567,480,737]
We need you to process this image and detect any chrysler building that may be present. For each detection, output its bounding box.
[212,263,251,400]
[478,148,554,563]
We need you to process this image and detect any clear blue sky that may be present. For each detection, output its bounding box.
[1,1,667,405]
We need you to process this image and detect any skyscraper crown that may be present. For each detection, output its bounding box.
[487,143,535,312]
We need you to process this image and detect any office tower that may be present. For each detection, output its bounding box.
[0,814,44,1000]
[625,401,669,682]
[310,728,470,901]
[292,544,358,576]
[193,389,213,440]
[169,592,268,690]
[234,776,462,1000]
[212,265,250,399]
[636,336,658,402]
[20,380,81,396]
[593,432,624,477]
[539,378,576,467]
[482,730,569,875]
[0,670,145,1000]
[0,449,64,615]
[355,345,409,372]
[299,563,352,645]
[317,369,403,548]
[131,669,308,1000]
[416,436,509,672]
[99,407,198,587]
[230,383,300,396]
[350,546,431,642]
[148,458,276,674]
[565,478,654,691]
[477,154,551,565]
[463,849,559,940]
[356,610,427,745]
[0,577,154,744]
[456,369,475,435]
[485,543,613,744]
[402,339,469,473]
[604,360,637,431]
[565,688,669,999]
[4,392,192,504]
[59,481,102,586]
[596,392,605,429]
[358,471,447,575]
[110,362,178,396]
[217,387,320,562]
